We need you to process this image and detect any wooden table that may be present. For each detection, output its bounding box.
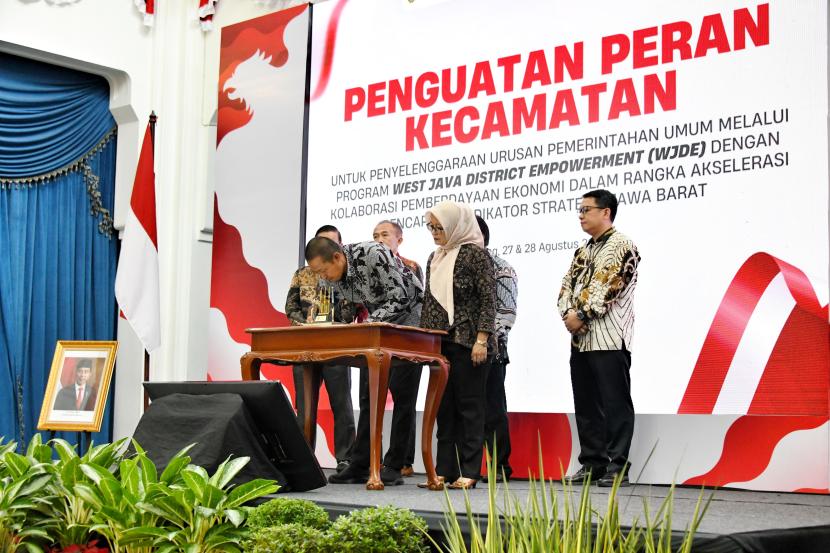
[241,322,449,490]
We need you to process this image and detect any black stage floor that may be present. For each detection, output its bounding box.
[278,470,830,552]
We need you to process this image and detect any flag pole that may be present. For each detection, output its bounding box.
[149,111,157,144]
[143,111,157,411]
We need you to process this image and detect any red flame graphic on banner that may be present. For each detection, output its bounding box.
[679,252,829,490]
[485,413,572,479]
[311,0,350,101]
[683,415,828,489]
[209,200,289,343]
[210,201,339,454]
[217,5,308,145]
[680,252,828,415]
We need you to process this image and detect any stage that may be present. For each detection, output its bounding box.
[279,471,830,552]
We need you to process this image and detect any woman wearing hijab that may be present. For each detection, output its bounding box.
[419,200,496,490]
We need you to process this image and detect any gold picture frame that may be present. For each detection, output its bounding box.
[37,340,118,432]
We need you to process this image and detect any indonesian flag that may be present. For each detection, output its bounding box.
[115,121,161,353]
[134,0,155,27]
[199,0,218,31]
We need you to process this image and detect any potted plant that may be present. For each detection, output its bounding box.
[0,436,58,553]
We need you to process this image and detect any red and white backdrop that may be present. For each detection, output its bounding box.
[208,5,321,454]
[211,0,829,492]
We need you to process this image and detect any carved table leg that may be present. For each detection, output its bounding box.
[303,364,323,447]
[422,357,449,490]
[240,353,262,381]
[366,348,391,490]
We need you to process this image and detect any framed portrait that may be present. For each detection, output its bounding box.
[37,341,118,432]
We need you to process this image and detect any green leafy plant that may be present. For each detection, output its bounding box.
[244,499,331,553]
[0,436,58,553]
[244,523,328,553]
[73,440,178,553]
[0,435,280,553]
[329,505,430,553]
[48,438,130,549]
[117,446,279,553]
[436,447,713,553]
[247,498,330,531]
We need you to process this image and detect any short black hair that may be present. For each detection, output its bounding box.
[582,189,618,221]
[76,358,93,370]
[315,224,342,243]
[305,236,342,262]
[475,215,490,247]
[376,220,403,237]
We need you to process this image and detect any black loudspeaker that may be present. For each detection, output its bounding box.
[133,381,326,492]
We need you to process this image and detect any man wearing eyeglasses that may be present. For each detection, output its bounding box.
[558,189,640,487]
[372,220,423,480]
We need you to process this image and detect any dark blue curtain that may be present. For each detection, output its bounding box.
[0,54,115,179]
[0,53,117,448]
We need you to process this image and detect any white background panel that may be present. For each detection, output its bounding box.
[306,0,828,415]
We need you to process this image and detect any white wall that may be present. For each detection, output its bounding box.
[0,0,321,439]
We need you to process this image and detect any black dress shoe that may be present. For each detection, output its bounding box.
[564,466,605,485]
[328,464,369,484]
[335,460,350,473]
[597,471,629,488]
[380,466,404,485]
[482,467,512,483]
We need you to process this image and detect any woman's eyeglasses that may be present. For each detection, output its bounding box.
[426,223,444,233]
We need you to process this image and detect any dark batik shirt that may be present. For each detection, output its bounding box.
[397,253,424,285]
[327,241,423,326]
[420,243,496,349]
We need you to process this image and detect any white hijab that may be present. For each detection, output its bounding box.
[426,201,484,324]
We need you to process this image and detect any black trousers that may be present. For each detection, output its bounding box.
[350,361,422,470]
[293,364,356,463]
[436,341,490,480]
[383,361,421,469]
[570,348,634,475]
[483,355,512,477]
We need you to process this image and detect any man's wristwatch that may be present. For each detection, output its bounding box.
[475,339,487,346]
[576,310,587,321]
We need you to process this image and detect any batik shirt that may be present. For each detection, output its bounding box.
[328,241,423,326]
[397,253,424,285]
[557,227,640,352]
[492,252,518,354]
[285,265,353,324]
[285,266,320,324]
[421,244,497,350]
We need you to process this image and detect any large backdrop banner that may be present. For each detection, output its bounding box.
[211,0,829,491]
[306,0,828,416]
[209,6,308,383]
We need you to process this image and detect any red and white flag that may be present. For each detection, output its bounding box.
[134,0,155,27]
[115,120,161,353]
[199,0,218,31]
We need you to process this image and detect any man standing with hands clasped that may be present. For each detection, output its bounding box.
[558,189,640,487]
